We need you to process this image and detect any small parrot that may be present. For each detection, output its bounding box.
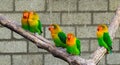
[66,33,81,55]
[96,24,112,54]
[28,11,43,35]
[48,24,67,48]
[21,11,29,31]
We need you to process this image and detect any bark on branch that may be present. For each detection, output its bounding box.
[0,7,120,65]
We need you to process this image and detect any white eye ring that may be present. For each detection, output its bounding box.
[51,26,54,28]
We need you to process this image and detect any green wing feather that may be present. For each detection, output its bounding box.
[76,38,81,53]
[58,32,66,44]
[38,20,42,33]
[103,32,112,49]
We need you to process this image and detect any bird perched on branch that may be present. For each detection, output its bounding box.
[21,10,29,31]
[28,11,42,35]
[66,33,81,55]
[21,11,42,35]
[48,24,67,48]
[96,24,112,54]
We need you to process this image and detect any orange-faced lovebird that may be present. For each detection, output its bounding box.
[21,11,29,31]
[28,11,42,35]
[48,24,67,48]
[96,24,112,54]
[66,33,81,55]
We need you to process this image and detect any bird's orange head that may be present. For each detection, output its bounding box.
[97,24,108,37]
[48,24,62,34]
[66,33,76,46]
[28,11,34,19]
[23,11,29,19]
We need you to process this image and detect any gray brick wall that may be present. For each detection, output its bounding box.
[0,0,120,65]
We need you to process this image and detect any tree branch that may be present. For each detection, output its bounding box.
[0,6,120,65]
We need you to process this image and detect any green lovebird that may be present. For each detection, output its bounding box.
[96,24,112,54]
[48,24,67,48]
[28,11,42,35]
[66,33,81,55]
[21,11,29,31]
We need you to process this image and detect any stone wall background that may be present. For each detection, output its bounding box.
[0,0,120,65]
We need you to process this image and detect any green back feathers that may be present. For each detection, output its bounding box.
[76,38,81,54]
[58,32,66,44]
[103,32,112,49]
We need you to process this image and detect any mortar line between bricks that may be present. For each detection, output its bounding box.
[43,54,45,65]
[88,40,91,52]
[11,31,14,39]
[0,11,115,13]
[43,26,46,38]
[27,41,29,53]
[75,26,77,36]
[0,39,28,41]
[13,0,15,12]
[76,0,79,11]
[11,55,13,65]
[119,39,120,51]
[43,26,47,38]
[60,12,62,24]
[47,38,98,40]
[105,55,107,65]
[0,52,49,55]
[44,0,47,12]
[91,12,93,24]
[108,0,110,11]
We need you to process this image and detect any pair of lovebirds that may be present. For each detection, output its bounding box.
[21,11,112,55]
[49,24,112,55]
[21,11,81,55]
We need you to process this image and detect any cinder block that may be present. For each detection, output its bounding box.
[98,56,105,65]
[93,13,114,24]
[81,53,91,59]
[90,39,99,51]
[81,40,89,52]
[115,27,120,38]
[62,13,91,25]
[112,39,119,51]
[79,0,107,11]
[47,0,77,11]
[39,13,60,25]
[44,54,68,65]
[15,0,45,11]
[0,55,11,65]
[77,26,97,38]
[0,27,11,39]
[0,0,13,11]
[13,32,24,39]
[13,54,43,65]
[107,53,120,64]
[109,0,120,11]
[45,26,75,38]
[28,41,47,52]
[0,41,27,53]
[3,13,22,25]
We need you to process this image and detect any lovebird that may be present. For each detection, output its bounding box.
[21,11,29,31]
[96,24,112,54]
[66,33,81,55]
[28,11,42,35]
[48,24,67,48]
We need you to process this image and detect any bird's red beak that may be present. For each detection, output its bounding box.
[97,28,99,31]
[67,36,71,40]
[48,25,53,31]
